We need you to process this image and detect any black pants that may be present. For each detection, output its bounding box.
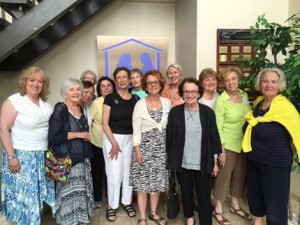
[247,160,291,225]
[90,143,106,202]
[177,168,212,225]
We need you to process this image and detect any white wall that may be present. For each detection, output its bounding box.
[29,0,176,105]
[196,0,289,75]
[0,0,295,105]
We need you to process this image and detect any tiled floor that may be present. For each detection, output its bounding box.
[39,196,254,225]
[1,196,298,225]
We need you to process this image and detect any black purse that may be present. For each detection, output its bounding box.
[167,171,180,219]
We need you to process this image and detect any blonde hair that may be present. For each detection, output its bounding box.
[220,66,242,83]
[17,66,49,101]
[166,63,183,76]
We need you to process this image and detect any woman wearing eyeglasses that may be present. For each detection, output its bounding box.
[130,70,171,225]
[90,77,116,208]
[166,78,221,225]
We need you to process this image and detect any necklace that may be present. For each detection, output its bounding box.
[258,101,270,115]
[185,108,198,121]
[147,97,161,111]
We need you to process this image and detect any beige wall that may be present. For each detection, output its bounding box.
[0,0,296,105]
[0,0,176,106]
[175,0,197,77]
[196,0,289,75]
[289,0,300,17]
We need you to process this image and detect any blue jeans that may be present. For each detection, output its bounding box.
[246,160,291,225]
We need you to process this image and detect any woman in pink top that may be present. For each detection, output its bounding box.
[161,63,184,106]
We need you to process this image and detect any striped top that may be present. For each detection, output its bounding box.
[246,101,293,166]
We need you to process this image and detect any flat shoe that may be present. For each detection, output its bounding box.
[106,208,116,222]
[148,212,167,225]
[212,211,231,225]
[138,218,147,225]
[230,206,252,221]
[122,204,136,217]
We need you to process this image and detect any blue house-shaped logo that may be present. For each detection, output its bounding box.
[101,38,163,76]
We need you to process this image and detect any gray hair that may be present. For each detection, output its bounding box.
[60,78,83,99]
[255,67,287,92]
[80,69,98,84]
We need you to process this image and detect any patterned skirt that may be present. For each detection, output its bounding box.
[129,128,169,193]
[55,159,94,225]
[1,149,56,225]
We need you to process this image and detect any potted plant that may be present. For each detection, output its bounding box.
[239,13,300,111]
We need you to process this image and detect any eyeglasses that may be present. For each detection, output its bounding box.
[183,90,199,96]
[147,81,160,86]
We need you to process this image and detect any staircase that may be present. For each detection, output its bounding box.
[0,0,111,71]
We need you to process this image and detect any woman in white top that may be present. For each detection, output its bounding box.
[0,66,55,225]
[198,68,219,110]
[130,70,172,225]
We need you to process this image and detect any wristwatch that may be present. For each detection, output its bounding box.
[7,155,17,161]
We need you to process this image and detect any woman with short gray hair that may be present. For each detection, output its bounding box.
[48,78,94,225]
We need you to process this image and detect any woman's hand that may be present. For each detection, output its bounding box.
[109,143,121,160]
[134,147,144,164]
[212,161,219,177]
[218,146,226,167]
[8,157,20,173]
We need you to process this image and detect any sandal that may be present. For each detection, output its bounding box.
[138,218,147,225]
[148,211,167,225]
[122,204,136,217]
[230,205,252,221]
[106,208,116,222]
[212,211,231,225]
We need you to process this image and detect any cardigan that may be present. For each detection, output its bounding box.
[48,102,93,166]
[132,97,172,146]
[90,96,104,148]
[242,94,300,161]
[166,103,222,174]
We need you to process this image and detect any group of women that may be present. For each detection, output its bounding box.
[0,63,300,225]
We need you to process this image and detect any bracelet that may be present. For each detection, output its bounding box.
[7,155,17,161]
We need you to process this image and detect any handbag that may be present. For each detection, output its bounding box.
[45,147,72,183]
[167,171,180,219]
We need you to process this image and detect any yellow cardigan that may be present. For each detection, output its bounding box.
[242,95,300,161]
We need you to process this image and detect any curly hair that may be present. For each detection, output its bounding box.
[141,70,165,94]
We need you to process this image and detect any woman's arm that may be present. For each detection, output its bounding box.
[49,103,89,145]
[0,100,20,173]
[132,101,143,164]
[102,104,121,160]
[214,97,227,166]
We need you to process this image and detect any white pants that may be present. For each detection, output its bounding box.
[103,133,133,209]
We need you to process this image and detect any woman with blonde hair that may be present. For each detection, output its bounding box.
[1,66,55,225]
[161,63,184,106]
[213,67,251,225]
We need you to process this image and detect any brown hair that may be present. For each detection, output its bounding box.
[141,70,165,94]
[198,68,217,85]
